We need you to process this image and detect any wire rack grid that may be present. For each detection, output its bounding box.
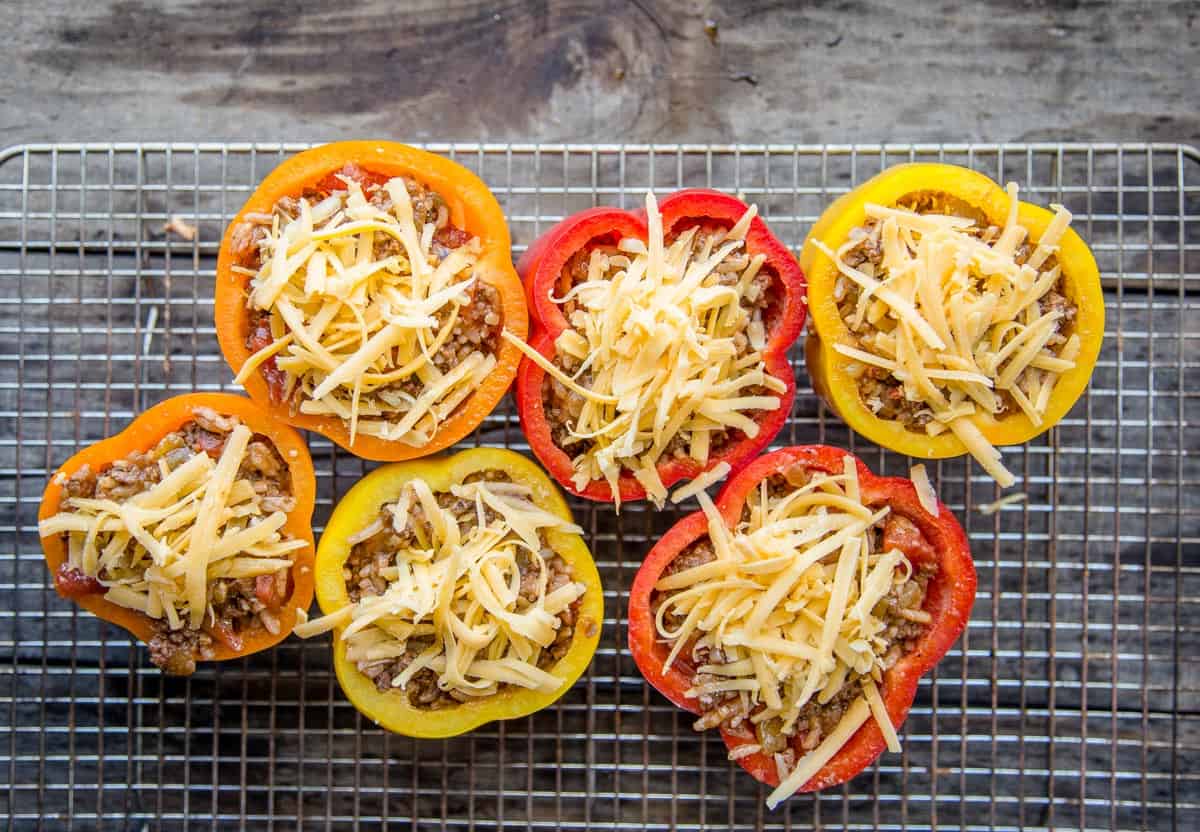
[0,141,1196,832]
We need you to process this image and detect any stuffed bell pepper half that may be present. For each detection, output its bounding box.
[216,141,527,461]
[801,163,1104,486]
[295,448,603,737]
[628,446,975,807]
[38,393,317,675]
[508,189,807,507]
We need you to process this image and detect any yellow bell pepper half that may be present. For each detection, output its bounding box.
[313,447,603,738]
[799,163,1105,461]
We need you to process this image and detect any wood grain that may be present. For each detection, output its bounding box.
[2,0,1197,145]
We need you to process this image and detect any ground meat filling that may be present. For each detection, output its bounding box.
[542,222,782,463]
[652,470,937,758]
[235,164,502,417]
[836,191,1079,431]
[341,473,582,709]
[59,408,296,675]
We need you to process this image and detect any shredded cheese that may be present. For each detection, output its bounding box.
[293,603,352,638]
[766,698,872,809]
[977,492,1028,515]
[816,184,1081,488]
[38,414,299,632]
[239,171,497,447]
[298,477,588,702]
[909,464,939,517]
[670,461,732,504]
[524,192,784,508]
[654,461,931,809]
[861,678,901,752]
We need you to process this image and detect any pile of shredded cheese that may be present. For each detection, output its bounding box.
[235,174,497,446]
[505,192,785,508]
[38,423,305,630]
[653,459,930,808]
[813,184,1081,487]
[295,478,588,700]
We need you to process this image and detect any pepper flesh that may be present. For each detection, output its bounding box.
[38,393,317,663]
[313,447,604,738]
[514,189,807,503]
[800,163,1104,463]
[215,140,528,461]
[627,445,976,794]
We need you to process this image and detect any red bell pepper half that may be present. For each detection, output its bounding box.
[514,189,807,503]
[627,445,976,794]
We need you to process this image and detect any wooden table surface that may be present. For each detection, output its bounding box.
[3,0,1197,146]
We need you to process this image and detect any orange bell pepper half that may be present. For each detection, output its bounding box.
[38,393,316,667]
[214,141,528,461]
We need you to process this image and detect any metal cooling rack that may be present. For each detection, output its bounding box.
[0,142,1196,832]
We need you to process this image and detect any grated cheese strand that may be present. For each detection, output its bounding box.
[977,492,1028,515]
[670,461,732,504]
[862,678,901,753]
[766,697,872,809]
[185,425,251,626]
[909,464,939,517]
[815,184,1081,488]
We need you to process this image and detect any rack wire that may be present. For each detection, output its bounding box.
[0,142,1195,831]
